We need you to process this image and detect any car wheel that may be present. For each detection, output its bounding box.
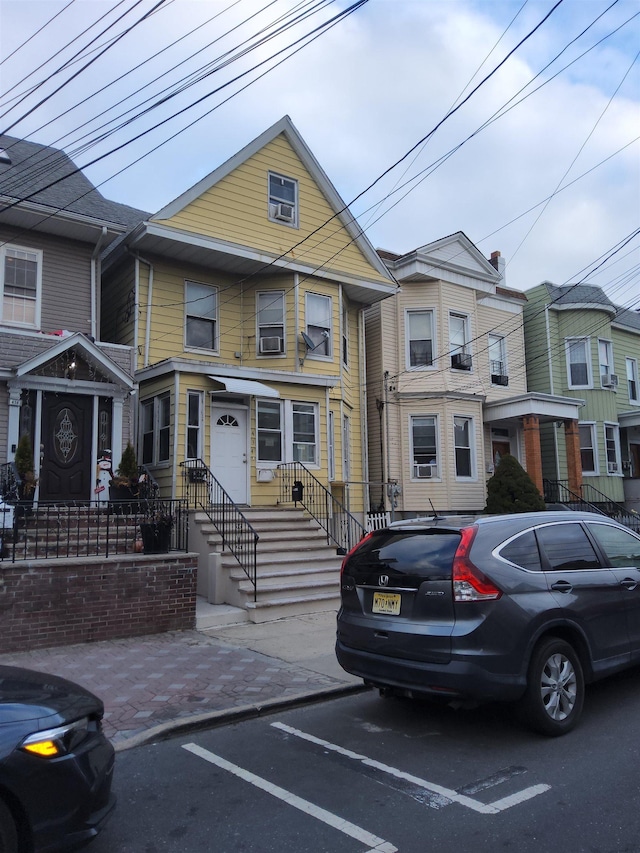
[519,638,584,736]
[0,798,18,853]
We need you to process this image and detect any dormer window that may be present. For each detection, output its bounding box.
[268,172,297,227]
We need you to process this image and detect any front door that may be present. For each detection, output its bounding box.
[492,441,511,468]
[210,404,248,504]
[40,393,92,501]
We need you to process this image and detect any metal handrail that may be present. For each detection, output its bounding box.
[580,483,640,533]
[180,459,258,601]
[277,461,366,554]
[543,479,606,515]
[0,499,188,562]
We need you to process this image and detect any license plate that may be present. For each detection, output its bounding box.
[372,592,401,615]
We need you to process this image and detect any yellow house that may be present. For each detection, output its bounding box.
[101,117,396,554]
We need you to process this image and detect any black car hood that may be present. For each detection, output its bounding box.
[0,665,103,727]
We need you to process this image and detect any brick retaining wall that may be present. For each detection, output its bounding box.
[0,553,198,652]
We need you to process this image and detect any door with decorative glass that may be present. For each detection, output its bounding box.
[210,404,248,503]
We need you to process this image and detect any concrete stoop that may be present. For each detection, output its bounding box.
[192,507,344,623]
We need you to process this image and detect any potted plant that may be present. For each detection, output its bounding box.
[14,434,37,507]
[109,442,141,512]
[139,503,174,554]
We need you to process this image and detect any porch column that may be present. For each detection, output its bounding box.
[522,414,544,497]
[112,394,125,471]
[564,418,583,494]
[6,387,22,461]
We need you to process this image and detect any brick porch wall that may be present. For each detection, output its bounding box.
[0,553,198,653]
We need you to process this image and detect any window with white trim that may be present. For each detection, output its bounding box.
[454,415,474,478]
[627,357,639,403]
[342,415,350,481]
[257,400,282,463]
[185,281,217,350]
[411,415,438,479]
[257,291,285,355]
[186,391,203,459]
[579,423,597,474]
[268,172,298,227]
[604,423,621,475]
[406,310,434,368]
[342,302,349,367]
[257,400,319,465]
[141,393,171,465]
[488,334,507,384]
[1,245,41,327]
[449,312,472,369]
[305,292,332,357]
[293,403,317,464]
[566,337,590,388]
[598,339,614,387]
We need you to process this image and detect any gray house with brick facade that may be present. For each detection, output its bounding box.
[0,135,148,501]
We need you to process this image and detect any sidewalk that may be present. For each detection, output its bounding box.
[0,605,364,751]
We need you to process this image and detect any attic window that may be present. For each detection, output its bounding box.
[0,149,11,164]
[268,172,297,227]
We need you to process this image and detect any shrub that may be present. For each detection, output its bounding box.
[114,442,139,485]
[485,454,546,514]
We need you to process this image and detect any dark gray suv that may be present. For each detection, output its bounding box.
[336,511,640,735]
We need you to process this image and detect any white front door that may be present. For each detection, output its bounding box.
[210,404,248,503]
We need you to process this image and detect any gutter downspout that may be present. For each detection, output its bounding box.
[545,303,560,481]
[91,227,108,340]
[133,253,154,368]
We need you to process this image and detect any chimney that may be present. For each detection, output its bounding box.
[489,250,505,284]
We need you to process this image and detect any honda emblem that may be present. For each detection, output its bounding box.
[379,575,389,587]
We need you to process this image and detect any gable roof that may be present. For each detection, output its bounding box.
[381,231,502,292]
[0,134,149,243]
[104,116,396,303]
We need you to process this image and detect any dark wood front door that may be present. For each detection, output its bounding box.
[40,394,92,501]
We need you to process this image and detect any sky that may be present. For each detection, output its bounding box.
[0,0,638,308]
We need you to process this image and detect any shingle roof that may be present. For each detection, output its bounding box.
[0,135,148,227]
[538,281,639,332]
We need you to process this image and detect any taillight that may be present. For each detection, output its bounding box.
[340,531,374,574]
[452,525,502,602]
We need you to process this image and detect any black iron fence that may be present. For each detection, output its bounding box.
[0,499,188,562]
[543,479,640,534]
[181,459,258,600]
[277,461,366,554]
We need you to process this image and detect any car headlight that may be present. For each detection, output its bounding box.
[19,717,91,758]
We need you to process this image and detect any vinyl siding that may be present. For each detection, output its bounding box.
[155,135,390,286]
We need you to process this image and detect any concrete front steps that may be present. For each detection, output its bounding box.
[192,507,344,624]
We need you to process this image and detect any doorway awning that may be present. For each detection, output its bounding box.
[208,376,279,398]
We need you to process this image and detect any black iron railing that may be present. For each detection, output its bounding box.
[0,499,188,563]
[543,479,640,533]
[181,459,258,600]
[277,462,365,554]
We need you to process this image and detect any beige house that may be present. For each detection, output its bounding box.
[366,232,583,516]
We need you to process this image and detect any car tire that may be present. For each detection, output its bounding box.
[519,637,584,736]
[0,798,18,853]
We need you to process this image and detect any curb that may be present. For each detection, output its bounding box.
[114,681,370,752]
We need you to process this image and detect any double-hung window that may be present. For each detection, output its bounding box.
[449,312,472,369]
[268,173,298,226]
[141,393,171,465]
[305,293,332,357]
[454,416,474,478]
[257,399,319,465]
[604,423,621,475]
[186,391,203,459]
[488,334,507,384]
[342,302,349,368]
[185,281,217,351]
[566,337,590,388]
[1,245,41,327]
[411,415,438,479]
[257,400,282,462]
[406,310,434,368]
[598,339,614,387]
[579,423,597,474]
[627,358,639,403]
[257,291,285,355]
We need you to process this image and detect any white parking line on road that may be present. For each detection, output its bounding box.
[271,722,550,814]
[182,742,398,853]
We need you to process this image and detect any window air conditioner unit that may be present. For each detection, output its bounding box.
[274,202,295,223]
[414,464,435,479]
[492,374,509,387]
[602,373,619,388]
[607,462,619,473]
[259,336,283,354]
[451,352,472,370]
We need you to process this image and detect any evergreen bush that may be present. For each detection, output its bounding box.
[485,454,546,514]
